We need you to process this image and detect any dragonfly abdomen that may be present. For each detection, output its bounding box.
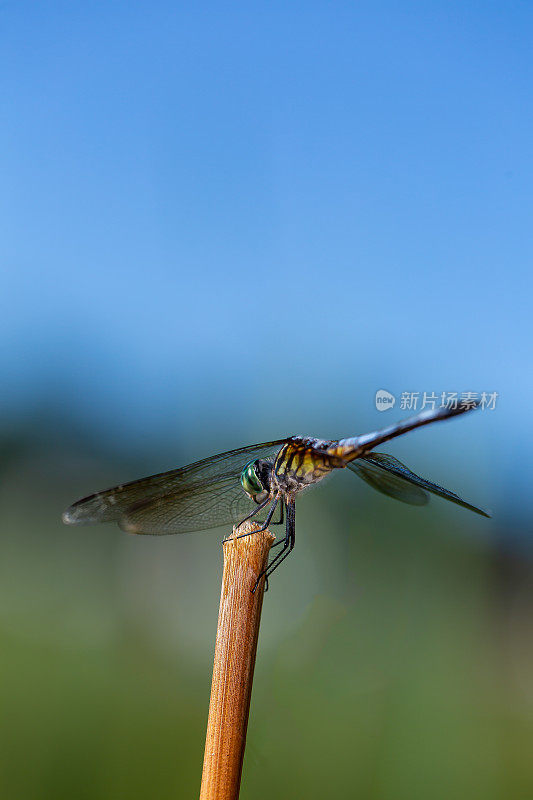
[327,437,361,462]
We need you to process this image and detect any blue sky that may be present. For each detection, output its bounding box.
[1,2,531,512]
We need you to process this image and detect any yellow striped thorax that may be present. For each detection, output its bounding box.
[273,436,345,495]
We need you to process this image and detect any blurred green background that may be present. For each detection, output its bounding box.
[2,2,532,799]
[1,414,530,799]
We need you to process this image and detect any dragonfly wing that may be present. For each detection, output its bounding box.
[348,452,490,517]
[119,476,265,535]
[348,454,429,506]
[63,440,286,533]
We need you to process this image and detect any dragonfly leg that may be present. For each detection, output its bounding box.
[267,503,286,549]
[234,495,280,540]
[252,500,295,593]
[232,496,272,537]
[272,501,284,526]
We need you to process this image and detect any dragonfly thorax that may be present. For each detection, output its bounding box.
[240,458,274,504]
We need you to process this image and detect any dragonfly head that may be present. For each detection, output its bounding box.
[240,459,272,504]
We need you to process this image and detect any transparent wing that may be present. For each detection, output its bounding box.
[119,474,269,535]
[63,440,286,534]
[348,453,428,506]
[348,452,490,517]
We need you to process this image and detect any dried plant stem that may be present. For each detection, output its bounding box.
[199,520,275,800]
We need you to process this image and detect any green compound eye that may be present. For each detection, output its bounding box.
[240,459,264,499]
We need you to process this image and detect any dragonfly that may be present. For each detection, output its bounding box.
[63,403,489,590]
